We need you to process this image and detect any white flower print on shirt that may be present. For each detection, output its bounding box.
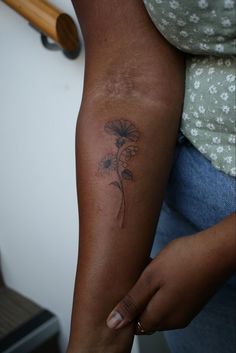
[191,128,198,136]
[228,85,236,92]
[177,19,186,26]
[228,135,236,144]
[158,24,165,31]
[169,0,180,9]
[190,93,196,102]
[226,74,235,82]
[181,44,190,50]
[224,59,232,67]
[210,10,217,17]
[204,27,215,35]
[216,146,224,153]
[224,156,233,164]
[220,92,229,101]
[215,44,224,52]
[194,81,200,89]
[180,30,188,37]
[195,68,203,75]
[209,85,217,94]
[199,106,206,114]
[189,14,200,23]
[195,120,203,127]
[212,136,221,144]
[216,116,225,124]
[148,3,155,12]
[143,0,236,177]
[168,12,176,19]
[199,146,207,154]
[198,0,208,9]
[161,18,169,26]
[222,105,230,114]
[224,0,234,9]
[210,153,217,161]
[182,112,190,120]
[199,43,210,50]
[230,167,236,176]
[207,123,215,130]
[208,67,215,75]
[170,34,179,42]
[217,36,225,42]
[221,17,232,27]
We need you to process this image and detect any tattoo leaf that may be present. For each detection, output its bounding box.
[110,181,121,190]
[121,169,133,181]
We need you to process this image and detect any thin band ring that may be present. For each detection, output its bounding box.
[136,321,146,334]
[136,321,156,336]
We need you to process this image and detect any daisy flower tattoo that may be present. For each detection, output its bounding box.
[98,119,140,227]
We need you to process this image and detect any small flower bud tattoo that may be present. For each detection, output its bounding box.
[98,119,140,227]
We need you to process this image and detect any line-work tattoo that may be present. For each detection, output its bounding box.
[98,119,140,227]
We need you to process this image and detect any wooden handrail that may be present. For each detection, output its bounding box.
[3,0,80,58]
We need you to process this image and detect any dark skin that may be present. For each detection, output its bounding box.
[107,212,236,333]
[67,1,235,353]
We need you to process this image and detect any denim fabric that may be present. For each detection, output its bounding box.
[151,133,236,353]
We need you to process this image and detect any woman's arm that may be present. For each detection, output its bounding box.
[107,212,236,332]
[68,1,185,352]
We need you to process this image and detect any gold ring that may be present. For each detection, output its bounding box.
[136,321,146,334]
[136,321,156,336]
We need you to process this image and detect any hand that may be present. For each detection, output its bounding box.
[106,230,232,333]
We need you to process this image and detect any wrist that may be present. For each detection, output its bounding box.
[197,212,236,278]
[67,323,134,353]
[219,212,236,273]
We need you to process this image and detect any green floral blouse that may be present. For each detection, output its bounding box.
[143,0,236,177]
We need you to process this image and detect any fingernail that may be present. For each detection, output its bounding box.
[106,310,123,329]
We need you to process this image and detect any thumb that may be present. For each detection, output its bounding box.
[106,267,158,330]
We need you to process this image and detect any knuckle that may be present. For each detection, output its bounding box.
[119,294,138,320]
[141,267,155,289]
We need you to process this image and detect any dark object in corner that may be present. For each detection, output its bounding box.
[0,260,60,353]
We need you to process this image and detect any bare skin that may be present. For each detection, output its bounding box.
[68,1,235,353]
[67,1,185,353]
[107,212,236,333]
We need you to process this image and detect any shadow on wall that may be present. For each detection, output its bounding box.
[138,332,170,353]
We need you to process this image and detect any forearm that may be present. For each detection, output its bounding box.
[68,1,185,352]
[197,212,236,277]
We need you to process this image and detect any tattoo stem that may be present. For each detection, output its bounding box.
[99,119,139,229]
[116,146,126,227]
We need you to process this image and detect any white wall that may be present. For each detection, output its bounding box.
[0,1,140,352]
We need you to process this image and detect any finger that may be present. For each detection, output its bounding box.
[106,266,159,330]
[135,321,156,336]
[136,288,172,333]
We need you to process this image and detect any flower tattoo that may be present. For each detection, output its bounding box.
[104,120,140,142]
[98,119,140,227]
[98,153,117,174]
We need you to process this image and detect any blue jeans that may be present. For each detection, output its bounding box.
[151,133,236,353]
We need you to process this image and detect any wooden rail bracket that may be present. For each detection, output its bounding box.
[3,0,81,59]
